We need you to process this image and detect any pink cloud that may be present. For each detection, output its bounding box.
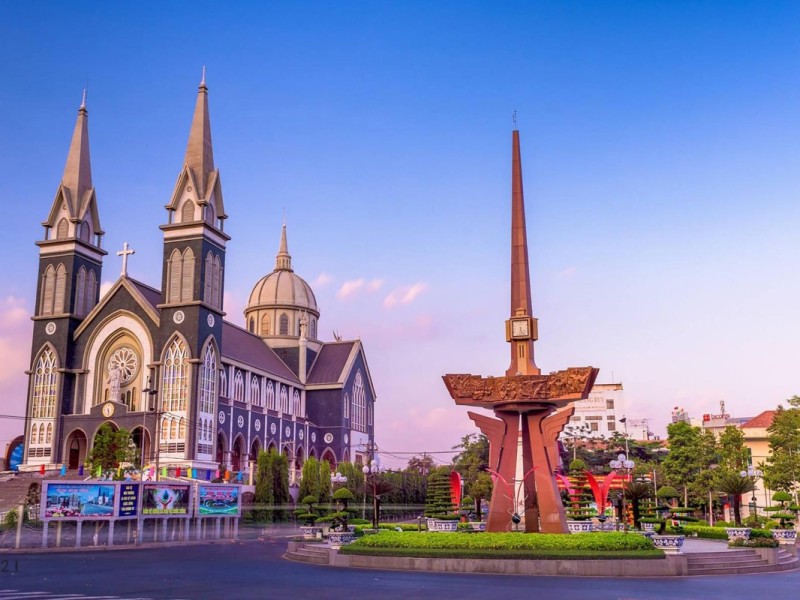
[313,272,334,287]
[337,279,365,299]
[383,282,427,308]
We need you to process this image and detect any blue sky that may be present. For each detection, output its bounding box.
[2,2,800,468]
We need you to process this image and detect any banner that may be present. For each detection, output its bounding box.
[142,484,190,516]
[43,483,115,520]
[198,484,241,516]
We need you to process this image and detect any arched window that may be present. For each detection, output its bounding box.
[181,200,195,223]
[261,314,271,336]
[32,348,58,419]
[310,318,317,339]
[41,265,55,316]
[266,381,275,410]
[250,377,260,406]
[344,392,350,419]
[56,218,68,239]
[45,423,53,444]
[233,371,244,402]
[280,386,289,414]
[206,203,215,225]
[75,267,86,316]
[219,370,227,397]
[171,420,178,439]
[85,270,96,315]
[204,252,213,304]
[168,249,182,303]
[279,313,289,335]
[30,424,38,445]
[162,339,189,411]
[353,371,366,432]
[293,390,301,415]
[178,420,186,439]
[53,264,66,314]
[181,248,194,302]
[199,345,217,414]
[212,256,221,308]
[248,318,254,333]
[161,418,168,440]
[79,221,91,242]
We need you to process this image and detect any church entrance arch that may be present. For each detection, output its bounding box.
[216,432,227,467]
[231,436,244,471]
[320,448,336,470]
[64,430,88,470]
[250,438,261,461]
[131,426,150,467]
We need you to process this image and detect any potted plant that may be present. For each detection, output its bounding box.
[296,494,321,539]
[326,488,357,546]
[460,496,485,531]
[650,494,686,555]
[768,491,797,545]
[424,469,459,532]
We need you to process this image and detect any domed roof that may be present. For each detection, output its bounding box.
[245,223,319,315]
[248,269,318,313]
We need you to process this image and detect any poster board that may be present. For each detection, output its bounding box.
[197,484,242,517]
[141,483,192,517]
[42,481,117,521]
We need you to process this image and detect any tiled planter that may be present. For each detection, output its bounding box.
[426,518,459,532]
[725,527,752,542]
[567,519,593,533]
[771,529,797,545]
[327,531,355,547]
[652,534,685,555]
[640,521,656,532]
[466,521,486,532]
[299,525,322,540]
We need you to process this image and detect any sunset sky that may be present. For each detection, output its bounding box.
[3,2,800,468]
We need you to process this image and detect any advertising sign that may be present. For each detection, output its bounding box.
[43,483,116,520]
[142,484,191,516]
[117,483,140,518]
[197,484,241,516]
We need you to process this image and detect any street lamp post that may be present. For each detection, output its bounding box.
[610,453,635,530]
[330,471,348,496]
[141,378,159,480]
[362,458,381,530]
[739,465,763,520]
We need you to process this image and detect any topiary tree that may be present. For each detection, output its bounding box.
[770,490,796,529]
[320,488,356,531]
[295,495,319,526]
[298,457,321,501]
[424,468,457,520]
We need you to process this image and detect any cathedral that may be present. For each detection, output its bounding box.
[22,77,377,479]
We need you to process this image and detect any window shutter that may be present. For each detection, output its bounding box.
[181,249,195,302]
[168,250,182,303]
[53,265,66,314]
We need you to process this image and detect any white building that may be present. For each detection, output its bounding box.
[563,382,624,439]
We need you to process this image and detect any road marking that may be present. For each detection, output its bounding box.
[0,592,170,600]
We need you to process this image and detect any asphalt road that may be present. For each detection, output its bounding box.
[0,533,798,600]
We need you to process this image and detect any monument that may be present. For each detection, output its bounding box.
[443,129,598,533]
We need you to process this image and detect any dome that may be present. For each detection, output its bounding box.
[244,223,320,340]
[247,270,318,313]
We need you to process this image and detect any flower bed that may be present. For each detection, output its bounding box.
[339,531,663,559]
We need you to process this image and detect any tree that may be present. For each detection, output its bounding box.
[453,434,492,519]
[254,451,274,523]
[298,457,321,501]
[763,398,800,500]
[406,454,436,476]
[662,421,715,506]
[716,471,755,526]
[624,480,652,530]
[272,451,290,521]
[718,426,749,473]
[318,460,332,504]
[88,424,136,474]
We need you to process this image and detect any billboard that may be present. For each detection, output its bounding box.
[142,484,191,516]
[117,483,140,518]
[43,483,116,520]
[197,484,241,516]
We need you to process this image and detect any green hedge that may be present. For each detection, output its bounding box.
[346,531,655,552]
[680,525,727,540]
[340,546,664,560]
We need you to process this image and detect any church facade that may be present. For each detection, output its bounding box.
[23,80,377,478]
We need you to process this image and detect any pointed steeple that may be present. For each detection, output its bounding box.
[275,221,293,271]
[61,90,93,207]
[184,69,214,198]
[506,128,540,376]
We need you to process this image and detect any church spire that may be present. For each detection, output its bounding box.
[61,90,93,206]
[506,128,540,376]
[184,69,214,198]
[275,221,293,271]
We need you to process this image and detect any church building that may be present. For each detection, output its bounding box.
[22,78,377,479]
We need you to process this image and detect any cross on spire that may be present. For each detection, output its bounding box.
[117,242,135,277]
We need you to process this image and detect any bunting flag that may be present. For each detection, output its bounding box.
[224,470,231,482]
[59,465,66,477]
[96,465,102,478]
[117,467,123,477]
[215,469,220,479]
[176,467,182,478]
[206,469,212,481]
[149,467,155,479]
[78,465,84,477]
[236,471,242,482]
[39,464,45,475]
[162,466,167,478]
[191,468,197,479]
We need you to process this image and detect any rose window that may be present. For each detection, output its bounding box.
[108,347,139,383]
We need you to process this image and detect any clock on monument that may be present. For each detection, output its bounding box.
[505,316,537,341]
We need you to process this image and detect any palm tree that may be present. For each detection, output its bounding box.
[624,480,652,530]
[716,471,756,526]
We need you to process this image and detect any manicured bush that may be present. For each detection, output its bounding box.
[340,546,665,560]
[679,525,728,540]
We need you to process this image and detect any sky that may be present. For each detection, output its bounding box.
[2,2,800,470]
